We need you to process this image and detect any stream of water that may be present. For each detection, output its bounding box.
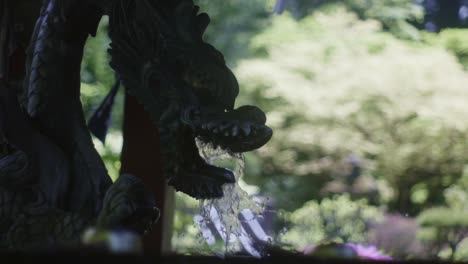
[195,139,269,257]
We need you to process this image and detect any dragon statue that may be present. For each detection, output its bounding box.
[0,0,272,250]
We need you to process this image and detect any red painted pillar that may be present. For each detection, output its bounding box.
[120,94,174,255]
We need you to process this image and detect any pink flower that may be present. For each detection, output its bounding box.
[345,243,394,261]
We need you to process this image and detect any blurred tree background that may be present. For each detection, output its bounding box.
[80,0,468,260]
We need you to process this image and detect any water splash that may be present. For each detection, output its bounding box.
[196,139,266,256]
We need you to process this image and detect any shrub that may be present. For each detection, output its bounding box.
[280,194,383,248]
[236,9,468,214]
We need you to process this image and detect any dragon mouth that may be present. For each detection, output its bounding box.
[197,122,272,153]
[166,105,272,200]
[187,105,273,153]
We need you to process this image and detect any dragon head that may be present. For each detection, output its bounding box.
[108,0,272,199]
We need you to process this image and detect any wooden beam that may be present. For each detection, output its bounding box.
[120,94,174,255]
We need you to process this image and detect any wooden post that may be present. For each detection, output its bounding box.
[120,94,175,255]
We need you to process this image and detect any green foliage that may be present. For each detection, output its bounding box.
[81,17,117,120]
[340,0,423,39]
[81,17,123,180]
[236,9,468,214]
[279,0,424,39]
[418,207,468,228]
[172,194,206,254]
[423,29,468,70]
[443,184,468,211]
[92,132,122,182]
[453,239,468,261]
[280,194,383,249]
[194,0,274,65]
[416,185,468,260]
